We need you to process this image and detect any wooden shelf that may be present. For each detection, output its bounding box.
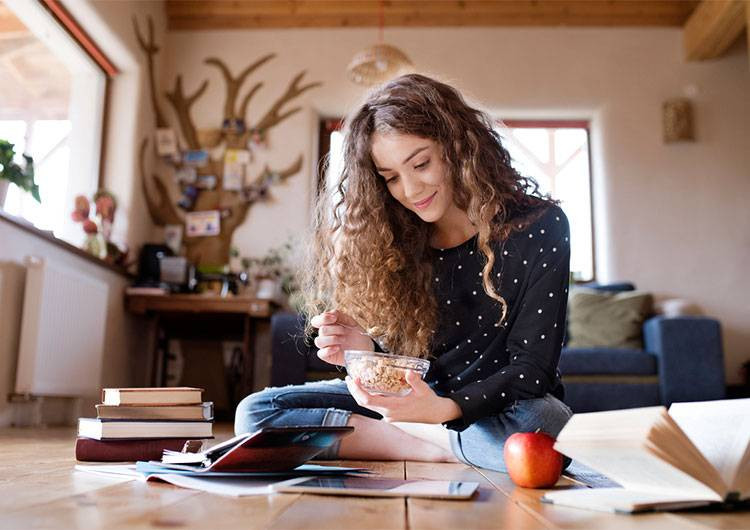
[125,293,275,317]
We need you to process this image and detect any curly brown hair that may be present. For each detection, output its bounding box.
[302,74,553,358]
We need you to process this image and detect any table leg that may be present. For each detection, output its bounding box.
[150,314,162,386]
[160,324,170,387]
[242,315,256,398]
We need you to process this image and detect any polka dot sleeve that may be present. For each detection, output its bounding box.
[443,211,571,431]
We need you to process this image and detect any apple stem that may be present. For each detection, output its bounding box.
[534,428,541,434]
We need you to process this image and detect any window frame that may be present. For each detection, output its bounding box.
[317,118,344,198]
[39,0,118,189]
[498,119,596,284]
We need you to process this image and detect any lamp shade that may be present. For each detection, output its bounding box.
[347,43,414,86]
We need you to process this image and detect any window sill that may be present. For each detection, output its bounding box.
[0,209,134,280]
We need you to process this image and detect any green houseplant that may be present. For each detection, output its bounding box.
[0,139,40,206]
[240,240,302,308]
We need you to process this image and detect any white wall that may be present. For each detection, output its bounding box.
[164,26,750,384]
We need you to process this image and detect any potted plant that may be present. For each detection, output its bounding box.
[70,190,127,264]
[0,139,40,207]
[240,240,301,307]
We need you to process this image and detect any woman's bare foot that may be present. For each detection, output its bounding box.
[338,414,460,463]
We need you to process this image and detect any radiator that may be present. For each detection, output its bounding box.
[14,257,109,397]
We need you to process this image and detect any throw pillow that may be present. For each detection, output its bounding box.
[567,288,654,349]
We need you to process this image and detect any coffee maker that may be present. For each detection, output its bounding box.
[135,244,196,293]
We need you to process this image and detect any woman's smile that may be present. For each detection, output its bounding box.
[413,192,437,210]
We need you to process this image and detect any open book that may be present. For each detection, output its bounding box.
[542,398,750,513]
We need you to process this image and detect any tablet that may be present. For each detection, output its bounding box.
[273,476,479,500]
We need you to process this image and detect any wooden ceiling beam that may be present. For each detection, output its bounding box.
[166,1,700,31]
[683,0,747,60]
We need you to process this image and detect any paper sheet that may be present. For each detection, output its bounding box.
[136,461,369,476]
[75,462,371,498]
[76,464,282,496]
[145,474,276,497]
[669,398,750,489]
[74,464,140,481]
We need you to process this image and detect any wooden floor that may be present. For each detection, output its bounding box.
[2,426,749,529]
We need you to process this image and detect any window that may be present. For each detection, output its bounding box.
[496,121,594,282]
[0,0,111,246]
[318,117,595,282]
[318,119,345,199]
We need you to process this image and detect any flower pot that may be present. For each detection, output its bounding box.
[255,277,281,300]
[0,179,9,208]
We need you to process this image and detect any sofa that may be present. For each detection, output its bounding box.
[558,283,725,412]
[269,283,726,413]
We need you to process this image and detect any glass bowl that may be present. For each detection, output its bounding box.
[344,350,431,397]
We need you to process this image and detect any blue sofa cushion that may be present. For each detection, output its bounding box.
[563,382,660,413]
[559,348,657,375]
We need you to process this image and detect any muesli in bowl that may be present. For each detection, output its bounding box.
[344,350,431,396]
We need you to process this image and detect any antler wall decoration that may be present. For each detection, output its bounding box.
[133,16,321,266]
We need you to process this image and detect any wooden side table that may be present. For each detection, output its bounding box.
[125,294,276,410]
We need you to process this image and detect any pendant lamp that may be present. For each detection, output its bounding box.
[346,2,414,86]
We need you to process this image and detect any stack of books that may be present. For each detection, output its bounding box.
[76,387,214,462]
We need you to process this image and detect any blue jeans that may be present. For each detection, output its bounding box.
[235,379,573,473]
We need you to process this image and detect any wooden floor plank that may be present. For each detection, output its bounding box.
[0,467,141,514]
[405,461,549,529]
[115,486,301,530]
[2,480,203,529]
[0,427,149,513]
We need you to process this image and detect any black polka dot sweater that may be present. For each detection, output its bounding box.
[426,204,571,431]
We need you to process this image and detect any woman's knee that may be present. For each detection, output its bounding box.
[508,394,572,437]
[234,387,279,436]
[539,395,573,437]
[234,379,355,436]
[451,395,573,472]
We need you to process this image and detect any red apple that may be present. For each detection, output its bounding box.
[503,431,563,488]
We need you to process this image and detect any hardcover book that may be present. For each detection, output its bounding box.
[101,387,203,406]
[75,437,194,462]
[96,402,213,421]
[78,418,213,440]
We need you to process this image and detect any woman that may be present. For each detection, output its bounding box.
[235,74,573,471]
